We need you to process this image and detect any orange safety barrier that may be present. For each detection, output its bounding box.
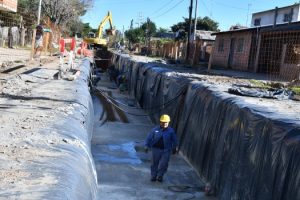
[77,42,93,57]
[59,38,76,54]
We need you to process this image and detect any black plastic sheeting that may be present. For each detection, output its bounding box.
[1,58,97,199]
[111,53,300,200]
[43,58,98,199]
[228,85,295,100]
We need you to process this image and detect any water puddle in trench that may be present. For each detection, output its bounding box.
[93,142,142,165]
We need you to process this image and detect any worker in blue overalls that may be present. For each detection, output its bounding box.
[145,114,179,182]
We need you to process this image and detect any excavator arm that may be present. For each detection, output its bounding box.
[84,11,114,47]
[97,11,113,39]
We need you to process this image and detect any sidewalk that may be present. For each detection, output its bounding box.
[92,74,216,200]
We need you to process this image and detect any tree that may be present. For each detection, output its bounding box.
[171,16,219,39]
[141,19,156,37]
[17,0,93,35]
[158,27,168,33]
[18,0,38,21]
[69,20,87,36]
[41,0,93,25]
[125,28,143,44]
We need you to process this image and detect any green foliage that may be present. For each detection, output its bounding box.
[81,23,94,37]
[141,19,157,37]
[171,16,219,32]
[249,79,300,95]
[157,27,168,34]
[125,28,144,44]
[18,0,38,15]
[171,16,219,40]
[290,86,300,95]
[125,19,158,45]
[155,38,173,49]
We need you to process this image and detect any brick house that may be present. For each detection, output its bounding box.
[210,3,300,80]
[192,30,215,61]
[211,29,254,71]
[0,0,18,12]
[211,22,300,80]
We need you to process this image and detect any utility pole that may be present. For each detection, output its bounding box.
[193,0,198,41]
[37,0,42,25]
[130,19,133,29]
[146,17,150,56]
[31,0,42,60]
[186,0,193,62]
[246,3,251,27]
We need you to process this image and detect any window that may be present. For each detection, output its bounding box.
[218,38,224,52]
[285,44,300,64]
[254,18,261,26]
[283,13,291,22]
[237,38,244,52]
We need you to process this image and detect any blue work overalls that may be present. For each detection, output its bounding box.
[145,126,178,178]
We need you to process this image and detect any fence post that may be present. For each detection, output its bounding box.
[175,42,178,60]
[30,29,37,60]
[208,46,214,71]
[254,35,262,72]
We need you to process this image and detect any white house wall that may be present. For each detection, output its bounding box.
[251,4,300,27]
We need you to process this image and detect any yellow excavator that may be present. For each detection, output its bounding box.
[84,11,115,48]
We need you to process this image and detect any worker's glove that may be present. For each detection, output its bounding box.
[144,147,149,153]
[172,147,179,155]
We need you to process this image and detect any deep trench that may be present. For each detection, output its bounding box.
[90,69,215,200]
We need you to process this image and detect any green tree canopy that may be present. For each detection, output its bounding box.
[141,19,156,37]
[157,27,168,34]
[171,16,219,33]
[125,28,144,44]
[125,19,157,44]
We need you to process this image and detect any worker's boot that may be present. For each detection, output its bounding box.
[150,176,156,182]
[157,176,163,182]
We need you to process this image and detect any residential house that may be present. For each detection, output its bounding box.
[0,0,18,12]
[210,3,300,81]
[211,28,254,71]
[251,3,300,27]
[191,30,216,62]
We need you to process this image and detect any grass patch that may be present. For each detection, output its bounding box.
[249,79,300,95]
[249,79,271,89]
[290,86,300,95]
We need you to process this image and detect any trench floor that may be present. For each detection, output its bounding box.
[92,73,216,200]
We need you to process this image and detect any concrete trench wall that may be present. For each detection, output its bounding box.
[111,53,300,200]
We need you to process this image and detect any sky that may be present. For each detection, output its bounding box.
[81,0,299,31]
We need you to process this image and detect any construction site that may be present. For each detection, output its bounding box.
[0,0,299,200]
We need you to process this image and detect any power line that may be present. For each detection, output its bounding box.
[150,0,175,16]
[95,0,158,5]
[200,0,210,16]
[153,0,186,19]
[212,0,249,11]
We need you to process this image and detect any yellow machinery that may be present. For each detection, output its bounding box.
[84,11,115,48]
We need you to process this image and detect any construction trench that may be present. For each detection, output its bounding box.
[0,50,299,200]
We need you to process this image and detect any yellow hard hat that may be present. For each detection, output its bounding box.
[160,114,170,123]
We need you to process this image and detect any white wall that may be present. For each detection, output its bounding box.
[251,4,300,27]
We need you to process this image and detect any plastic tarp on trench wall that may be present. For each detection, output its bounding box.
[111,53,300,200]
[0,58,97,199]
